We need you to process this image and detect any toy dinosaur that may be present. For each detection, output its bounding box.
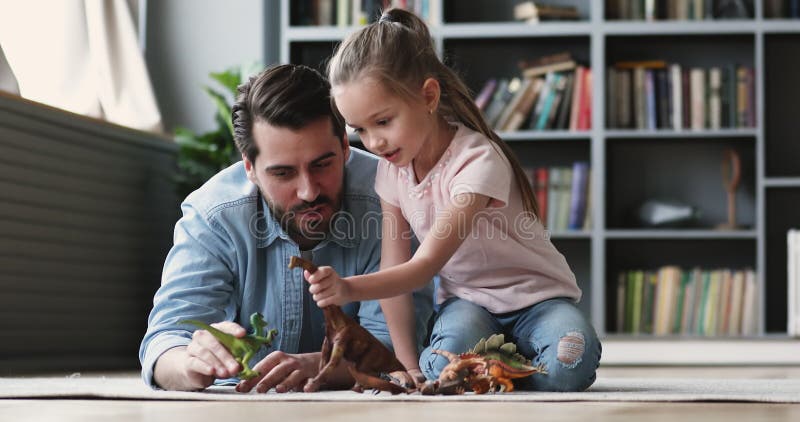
[420,333,547,394]
[181,312,277,380]
[288,255,412,394]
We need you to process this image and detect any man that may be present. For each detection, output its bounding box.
[139,64,433,392]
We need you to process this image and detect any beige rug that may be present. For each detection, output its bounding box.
[1,374,798,403]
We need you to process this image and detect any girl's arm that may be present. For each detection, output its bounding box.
[317,192,492,302]
[375,199,420,375]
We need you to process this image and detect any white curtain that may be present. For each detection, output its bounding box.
[0,0,163,132]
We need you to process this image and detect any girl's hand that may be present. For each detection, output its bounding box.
[306,266,352,307]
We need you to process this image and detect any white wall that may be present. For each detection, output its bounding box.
[146,0,268,133]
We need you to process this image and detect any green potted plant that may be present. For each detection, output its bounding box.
[174,62,263,198]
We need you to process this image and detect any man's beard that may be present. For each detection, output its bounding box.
[267,193,342,243]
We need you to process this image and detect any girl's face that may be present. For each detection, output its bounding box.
[332,77,434,168]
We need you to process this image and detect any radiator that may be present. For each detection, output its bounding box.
[0,93,179,373]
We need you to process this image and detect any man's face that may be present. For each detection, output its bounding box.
[244,117,349,247]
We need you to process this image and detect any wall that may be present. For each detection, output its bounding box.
[145,0,272,134]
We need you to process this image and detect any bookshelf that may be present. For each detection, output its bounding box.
[280,0,800,362]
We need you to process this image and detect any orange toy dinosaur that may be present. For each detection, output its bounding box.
[288,256,412,394]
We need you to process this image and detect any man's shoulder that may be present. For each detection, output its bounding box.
[343,148,380,206]
[183,161,258,219]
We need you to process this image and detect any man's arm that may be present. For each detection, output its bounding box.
[139,201,239,390]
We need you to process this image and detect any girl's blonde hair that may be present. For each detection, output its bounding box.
[327,8,540,218]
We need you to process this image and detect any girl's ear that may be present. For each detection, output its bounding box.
[421,77,441,114]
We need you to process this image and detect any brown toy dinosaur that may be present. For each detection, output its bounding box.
[288,255,412,394]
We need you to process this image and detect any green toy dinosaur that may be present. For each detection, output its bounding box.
[181,312,278,380]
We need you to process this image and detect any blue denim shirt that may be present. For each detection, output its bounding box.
[139,148,433,387]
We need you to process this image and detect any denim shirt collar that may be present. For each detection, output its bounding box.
[255,194,357,250]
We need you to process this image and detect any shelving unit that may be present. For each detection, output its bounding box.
[280,0,800,362]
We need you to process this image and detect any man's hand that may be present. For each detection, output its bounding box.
[236,351,321,393]
[390,367,426,389]
[306,266,353,307]
[153,321,246,391]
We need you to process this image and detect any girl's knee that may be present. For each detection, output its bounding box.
[523,328,601,392]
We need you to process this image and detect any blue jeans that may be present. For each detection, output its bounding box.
[419,297,601,392]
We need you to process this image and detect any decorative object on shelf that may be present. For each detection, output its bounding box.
[717,148,741,230]
[715,0,751,19]
[637,199,702,228]
[513,1,579,23]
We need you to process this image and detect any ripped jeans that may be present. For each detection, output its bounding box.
[419,297,601,392]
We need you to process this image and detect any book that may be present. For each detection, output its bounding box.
[534,73,563,130]
[546,167,561,230]
[544,73,569,129]
[529,73,557,130]
[670,64,683,130]
[523,60,577,79]
[789,230,800,337]
[496,77,533,131]
[708,67,722,130]
[616,272,627,333]
[483,78,512,128]
[474,78,498,111]
[567,161,589,230]
[569,66,586,131]
[690,68,706,130]
[533,167,548,225]
[503,77,545,131]
[555,73,575,130]
[556,167,573,231]
[578,68,592,130]
[741,269,758,336]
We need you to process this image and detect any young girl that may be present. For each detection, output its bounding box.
[306,8,600,392]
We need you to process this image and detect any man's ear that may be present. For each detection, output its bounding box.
[243,153,258,185]
[341,131,351,162]
[421,77,441,114]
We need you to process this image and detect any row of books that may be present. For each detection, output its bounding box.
[787,229,800,337]
[615,266,758,337]
[606,62,755,130]
[476,54,593,132]
[525,162,591,232]
[607,0,753,21]
[293,0,433,27]
[765,0,800,18]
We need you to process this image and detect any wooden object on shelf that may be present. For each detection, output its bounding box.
[717,148,741,230]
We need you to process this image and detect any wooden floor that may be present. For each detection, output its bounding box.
[2,367,799,421]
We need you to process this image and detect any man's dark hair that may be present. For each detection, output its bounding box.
[232,64,345,164]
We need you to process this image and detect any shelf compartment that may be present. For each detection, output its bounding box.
[288,41,338,73]
[443,36,590,98]
[443,0,590,23]
[765,34,800,177]
[605,238,757,335]
[509,139,590,169]
[606,34,754,69]
[606,137,756,229]
[551,238,593,319]
[765,188,800,333]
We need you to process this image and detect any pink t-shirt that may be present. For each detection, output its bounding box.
[374,123,581,313]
